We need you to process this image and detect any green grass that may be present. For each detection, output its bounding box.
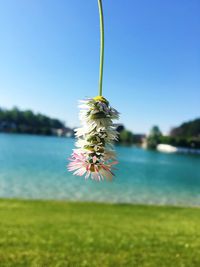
[0,199,200,267]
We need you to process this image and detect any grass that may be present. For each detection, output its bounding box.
[0,199,200,267]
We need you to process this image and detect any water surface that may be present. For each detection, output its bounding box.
[0,133,200,206]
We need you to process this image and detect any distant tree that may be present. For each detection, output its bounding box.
[149,126,162,137]
[50,119,64,129]
[115,124,125,133]
[147,126,162,149]
[119,130,134,144]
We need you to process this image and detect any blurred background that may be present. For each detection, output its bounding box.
[0,1,200,266]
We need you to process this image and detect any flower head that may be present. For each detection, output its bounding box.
[68,96,119,181]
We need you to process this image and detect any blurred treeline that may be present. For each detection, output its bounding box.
[118,119,200,149]
[0,107,65,135]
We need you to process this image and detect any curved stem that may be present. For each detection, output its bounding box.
[98,0,104,96]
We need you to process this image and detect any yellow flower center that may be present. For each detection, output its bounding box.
[93,96,108,104]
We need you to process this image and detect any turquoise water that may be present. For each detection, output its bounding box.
[0,133,200,206]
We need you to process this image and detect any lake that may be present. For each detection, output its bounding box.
[0,133,200,206]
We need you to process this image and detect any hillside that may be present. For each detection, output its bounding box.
[170,118,200,138]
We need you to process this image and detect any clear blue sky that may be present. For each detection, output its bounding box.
[0,0,199,134]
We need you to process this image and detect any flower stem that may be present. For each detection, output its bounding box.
[98,0,104,96]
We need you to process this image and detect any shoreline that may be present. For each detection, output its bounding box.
[1,197,200,209]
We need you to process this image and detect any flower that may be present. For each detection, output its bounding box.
[68,96,119,181]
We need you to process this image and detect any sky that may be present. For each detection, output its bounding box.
[0,0,199,134]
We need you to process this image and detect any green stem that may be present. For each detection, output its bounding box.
[98,0,104,96]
